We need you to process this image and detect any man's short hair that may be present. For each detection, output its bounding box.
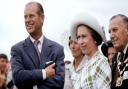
[26,2,44,15]
[110,14,128,27]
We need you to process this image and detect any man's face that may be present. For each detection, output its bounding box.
[109,16,128,51]
[24,3,44,35]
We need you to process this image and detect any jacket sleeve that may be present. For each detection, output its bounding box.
[11,45,43,88]
[45,46,65,89]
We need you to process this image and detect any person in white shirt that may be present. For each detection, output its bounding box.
[64,36,86,89]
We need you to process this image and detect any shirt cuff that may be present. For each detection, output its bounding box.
[42,69,46,80]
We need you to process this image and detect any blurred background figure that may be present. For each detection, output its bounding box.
[63,60,72,89]
[101,40,116,66]
[0,53,8,89]
[6,61,16,89]
[63,36,85,89]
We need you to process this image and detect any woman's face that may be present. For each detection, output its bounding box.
[69,40,83,58]
[107,47,116,65]
[76,25,97,56]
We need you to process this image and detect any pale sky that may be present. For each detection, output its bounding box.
[0,0,127,61]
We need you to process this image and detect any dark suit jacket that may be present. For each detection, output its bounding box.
[111,47,128,89]
[11,37,65,89]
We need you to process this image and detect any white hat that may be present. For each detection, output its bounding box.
[70,13,106,43]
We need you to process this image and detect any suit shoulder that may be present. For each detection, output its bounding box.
[11,40,25,49]
[47,38,63,48]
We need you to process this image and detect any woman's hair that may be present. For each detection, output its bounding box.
[68,36,71,46]
[101,41,114,57]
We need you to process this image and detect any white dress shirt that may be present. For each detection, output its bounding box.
[30,35,46,89]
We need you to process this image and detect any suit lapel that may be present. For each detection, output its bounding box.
[24,37,40,68]
[40,37,52,68]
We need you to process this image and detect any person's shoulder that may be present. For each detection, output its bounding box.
[66,61,73,72]
[95,52,109,65]
[11,39,26,49]
[98,52,107,60]
[46,38,63,48]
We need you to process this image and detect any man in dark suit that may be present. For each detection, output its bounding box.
[11,1,65,89]
[109,14,128,89]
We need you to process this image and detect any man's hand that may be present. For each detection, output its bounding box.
[45,63,55,79]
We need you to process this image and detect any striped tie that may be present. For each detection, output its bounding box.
[34,40,41,60]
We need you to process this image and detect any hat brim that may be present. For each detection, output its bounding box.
[70,12,106,43]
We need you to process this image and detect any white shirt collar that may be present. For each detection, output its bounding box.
[29,35,44,53]
[29,35,44,45]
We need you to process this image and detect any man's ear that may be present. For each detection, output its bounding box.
[41,14,44,24]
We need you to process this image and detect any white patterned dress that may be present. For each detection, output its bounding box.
[80,51,111,89]
[68,56,87,89]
